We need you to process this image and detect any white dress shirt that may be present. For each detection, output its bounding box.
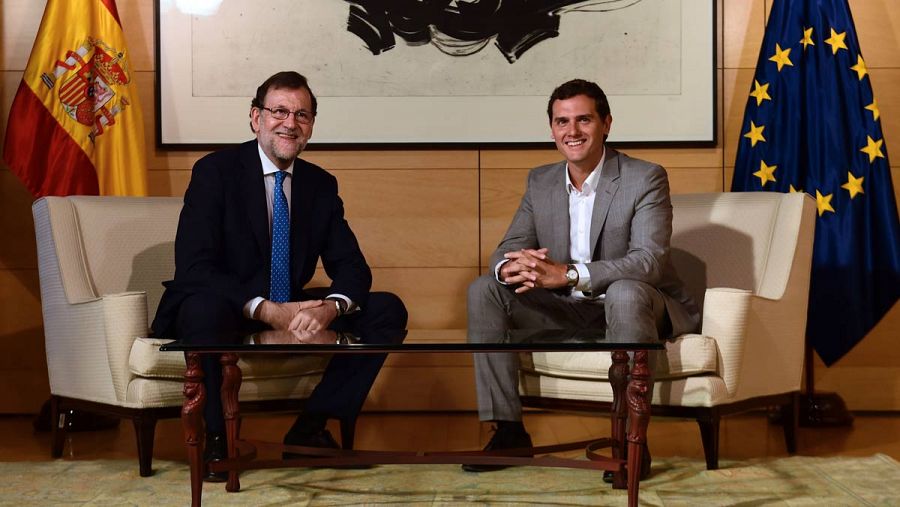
[244,145,354,319]
[565,150,605,301]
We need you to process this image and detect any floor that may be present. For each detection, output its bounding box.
[1,410,898,465]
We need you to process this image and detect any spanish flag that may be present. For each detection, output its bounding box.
[3,0,147,197]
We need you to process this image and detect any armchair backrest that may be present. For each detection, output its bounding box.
[671,192,813,312]
[34,196,183,322]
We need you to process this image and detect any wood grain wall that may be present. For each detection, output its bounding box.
[1,0,898,413]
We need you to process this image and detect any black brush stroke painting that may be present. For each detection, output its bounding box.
[344,0,644,63]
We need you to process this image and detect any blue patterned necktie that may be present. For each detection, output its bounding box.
[269,170,290,303]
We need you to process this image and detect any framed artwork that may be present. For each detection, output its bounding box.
[156,0,715,147]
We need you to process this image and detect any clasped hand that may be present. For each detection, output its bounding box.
[499,248,568,294]
[257,299,337,331]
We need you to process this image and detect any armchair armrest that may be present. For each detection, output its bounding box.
[699,287,752,396]
[701,287,807,403]
[102,291,150,402]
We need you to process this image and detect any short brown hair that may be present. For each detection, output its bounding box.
[251,71,318,116]
[547,79,610,122]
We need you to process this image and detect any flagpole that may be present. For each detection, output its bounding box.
[798,339,853,427]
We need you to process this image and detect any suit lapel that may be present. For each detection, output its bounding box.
[240,141,269,262]
[590,148,621,258]
[547,162,570,261]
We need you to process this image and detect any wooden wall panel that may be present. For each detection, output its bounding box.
[849,0,900,68]
[724,0,766,69]
[871,69,900,152]
[1,0,45,71]
[0,171,38,270]
[117,0,156,72]
[0,371,49,414]
[331,169,478,268]
[0,271,47,414]
[479,169,529,266]
[310,268,473,330]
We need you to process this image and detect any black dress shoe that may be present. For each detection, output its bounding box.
[203,432,228,483]
[282,428,340,460]
[603,444,652,483]
[461,424,533,473]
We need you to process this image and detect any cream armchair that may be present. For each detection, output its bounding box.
[32,196,333,476]
[519,192,816,469]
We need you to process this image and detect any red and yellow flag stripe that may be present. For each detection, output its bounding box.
[3,0,147,197]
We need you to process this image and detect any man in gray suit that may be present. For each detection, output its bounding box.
[464,79,700,473]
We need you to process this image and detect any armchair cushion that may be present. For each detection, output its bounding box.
[521,333,718,381]
[128,338,329,380]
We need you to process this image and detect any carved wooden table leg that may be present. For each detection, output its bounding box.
[626,350,652,507]
[608,350,630,489]
[181,352,206,507]
[220,353,242,493]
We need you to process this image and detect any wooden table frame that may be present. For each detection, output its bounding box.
[179,348,654,507]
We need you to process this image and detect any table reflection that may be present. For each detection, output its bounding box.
[249,329,353,345]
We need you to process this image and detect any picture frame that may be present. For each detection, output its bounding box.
[155,0,715,147]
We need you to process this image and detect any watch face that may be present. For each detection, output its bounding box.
[567,267,578,283]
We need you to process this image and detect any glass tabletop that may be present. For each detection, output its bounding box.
[159,328,666,354]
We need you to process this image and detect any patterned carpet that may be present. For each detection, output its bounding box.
[1,454,898,506]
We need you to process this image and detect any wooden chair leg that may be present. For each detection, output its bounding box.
[697,410,720,470]
[339,416,357,450]
[781,393,799,454]
[50,396,65,458]
[133,416,158,477]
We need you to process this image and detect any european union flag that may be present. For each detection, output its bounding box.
[732,0,900,365]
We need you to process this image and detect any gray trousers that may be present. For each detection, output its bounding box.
[467,275,668,422]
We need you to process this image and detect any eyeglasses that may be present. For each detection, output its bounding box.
[260,106,314,125]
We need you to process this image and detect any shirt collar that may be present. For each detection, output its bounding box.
[257,143,295,177]
[565,147,606,195]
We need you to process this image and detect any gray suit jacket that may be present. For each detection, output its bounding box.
[490,148,700,337]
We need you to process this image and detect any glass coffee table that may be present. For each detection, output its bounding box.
[161,328,663,507]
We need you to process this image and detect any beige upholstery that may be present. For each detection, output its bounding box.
[33,195,328,410]
[519,192,816,466]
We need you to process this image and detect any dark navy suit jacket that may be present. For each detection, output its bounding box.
[151,140,372,337]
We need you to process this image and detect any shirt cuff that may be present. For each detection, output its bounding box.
[574,263,592,292]
[494,259,511,285]
[326,293,358,314]
[245,296,266,319]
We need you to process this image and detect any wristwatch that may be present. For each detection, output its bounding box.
[326,297,347,317]
[565,264,579,287]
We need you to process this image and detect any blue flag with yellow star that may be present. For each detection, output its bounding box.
[732,0,900,366]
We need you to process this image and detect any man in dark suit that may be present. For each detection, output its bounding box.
[152,71,407,481]
[464,79,700,473]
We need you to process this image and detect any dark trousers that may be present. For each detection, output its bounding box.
[174,291,408,433]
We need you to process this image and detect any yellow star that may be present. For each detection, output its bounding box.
[789,184,802,193]
[860,135,885,163]
[850,55,868,80]
[800,27,815,50]
[815,190,835,216]
[841,171,865,199]
[769,43,794,71]
[743,121,766,147]
[865,99,880,121]
[824,28,848,55]
[753,160,777,187]
[749,80,772,106]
